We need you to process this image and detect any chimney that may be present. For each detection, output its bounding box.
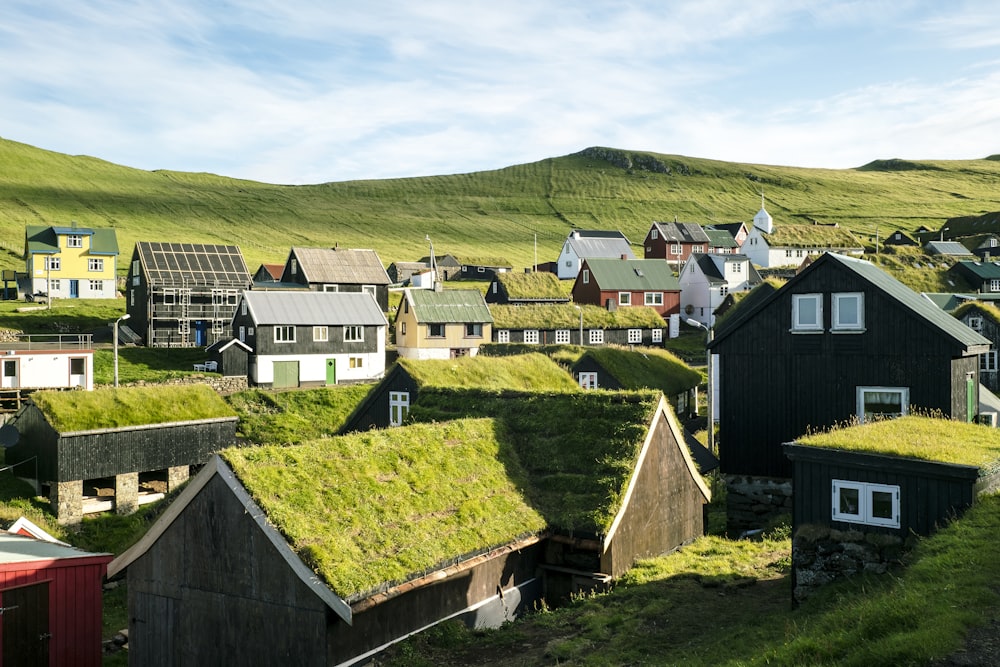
[621,254,628,260]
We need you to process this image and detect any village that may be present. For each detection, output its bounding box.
[3,200,1000,666]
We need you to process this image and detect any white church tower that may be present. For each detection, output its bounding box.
[752,192,774,234]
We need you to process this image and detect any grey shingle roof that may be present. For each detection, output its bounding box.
[405,289,493,324]
[243,291,388,327]
[651,221,712,244]
[292,247,391,285]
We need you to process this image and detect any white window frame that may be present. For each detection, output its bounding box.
[163,288,176,306]
[992,279,1000,293]
[832,480,900,529]
[856,386,909,423]
[88,280,102,293]
[582,269,590,284]
[627,328,642,344]
[344,325,363,342]
[239,325,246,342]
[832,292,865,332]
[651,328,663,343]
[66,234,83,248]
[982,350,998,373]
[497,329,510,343]
[523,329,540,344]
[651,229,658,240]
[313,326,329,342]
[274,325,296,343]
[644,292,663,307]
[589,329,604,345]
[88,258,103,272]
[618,292,631,306]
[578,371,598,390]
[791,293,823,332]
[555,329,571,344]
[389,391,410,426]
[46,256,60,271]
[969,316,983,332]
[670,244,682,256]
[50,279,60,292]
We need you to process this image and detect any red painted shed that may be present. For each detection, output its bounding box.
[0,532,111,667]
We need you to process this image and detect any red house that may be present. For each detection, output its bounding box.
[0,532,112,666]
[643,221,712,266]
[571,257,680,318]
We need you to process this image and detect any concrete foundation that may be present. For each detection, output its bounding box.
[115,472,139,515]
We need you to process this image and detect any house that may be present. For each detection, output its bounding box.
[341,353,579,432]
[704,228,739,254]
[571,257,680,318]
[23,223,119,299]
[232,291,388,388]
[394,288,493,360]
[387,260,430,285]
[491,303,667,347]
[455,256,512,280]
[485,270,570,305]
[924,240,975,258]
[205,337,253,378]
[742,199,863,268]
[784,417,1000,601]
[0,333,94,395]
[252,263,284,283]
[642,221,712,266]
[280,247,391,311]
[883,229,919,247]
[108,389,708,665]
[707,222,749,248]
[125,242,252,347]
[555,230,635,280]
[953,300,1000,396]
[418,253,462,281]
[948,260,1000,294]
[0,532,112,666]
[959,234,1000,260]
[708,253,990,529]
[6,384,238,524]
[678,253,763,326]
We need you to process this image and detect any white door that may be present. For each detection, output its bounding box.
[2,359,18,389]
[69,357,86,388]
[389,391,410,426]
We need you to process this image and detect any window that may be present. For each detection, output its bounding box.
[992,279,1000,293]
[720,285,729,298]
[163,288,176,306]
[832,292,864,331]
[791,293,823,332]
[88,258,103,272]
[363,285,376,299]
[565,260,572,267]
[389,391,410,426]
[523,329,539,344]
[226,290,239,305]
[314,326,329,342]
[555,329,571,344]
[969,316,983,332]
[344,326,363,342]
[50,279,60,291]
[129,290,134,307]
[651,229,658,240]
[45,256,60,271]
[856,386,909,423]
[982,350,998,372]
[582,269,590,284]
[349,357,363,369]
[66,235,83,248]
[241,300,247,316]
[290,259,297,275]
[497,329,510,343]
[692,245,704,253]
[619,292,631,306]
[670,244,682,256]
[401,322,407,335]
[733,262,742,273]
[644,292,663,306]
[323,284,339,292]
[179,319,190,334]
[492,282,498,294]
[465,323,483,337]
[89,280,102,293]
[248,327,254,337]
[428,323,445,337]
[651,328,663,343]
[589,329,604,344]
[628,328,642,343]
[212,289,225,305]
[832,480,900,528]
[274,325,295,343]
[579,372,598,390]
[212,320,224,334]
[477,266,485,273]
[239,326,246,342]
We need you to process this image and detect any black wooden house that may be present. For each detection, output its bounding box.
[280,246,391,312]
[709,252,991,480]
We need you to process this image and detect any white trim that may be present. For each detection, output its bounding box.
[832,479,900,529]
[856,386,909,423]
[791,293,823,332]
[832,292,865,332]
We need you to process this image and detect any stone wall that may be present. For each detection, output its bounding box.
[724,474,793,534]
[118,374,248,394]
[792,525,909,603]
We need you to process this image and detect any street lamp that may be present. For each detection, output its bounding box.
[114,313,131,387]
[573,305,584,345]
[686,318,715,456]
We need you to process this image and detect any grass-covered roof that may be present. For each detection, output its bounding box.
[398,353,579,392]
[29,384,236,432]
[496,271,569,299]
[221,418,547,600]
[953,299,1000,325]
[762,224,862,249]
[490,303,665,329]
[796,416,1000,470]
[578,346,701,395]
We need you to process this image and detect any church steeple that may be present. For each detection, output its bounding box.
[753,191,774,234]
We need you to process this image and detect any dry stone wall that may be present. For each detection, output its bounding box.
[792,525,909,603]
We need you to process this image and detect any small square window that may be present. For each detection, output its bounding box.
[274,325,295,343]
[791,293,823,332]
[497,329,510,343]
[832,480,900,529]
[969,316,983,332]
[555,329,570,344]
[589,329,604,345]
[349,356,364,369]
[523,329,539,344]
[428,323,445,337]
[651,328,663,343]
[579,372,598,389]
[314,326,329,342]
[465,323,482,337]
[628,329,642,344]
[619,292,631,306]
[344,326,363,342]
[832,292,864,331]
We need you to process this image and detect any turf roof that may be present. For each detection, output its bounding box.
[30,384,236,432]
[954,300,1000,325]
[490,303,665,329]
[762,224,862,249]
[397,353,579,392]
[495,271,568,299]
[578,346,700,395]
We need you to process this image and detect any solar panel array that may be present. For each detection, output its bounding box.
[137,242,251,287]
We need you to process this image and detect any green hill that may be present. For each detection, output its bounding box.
[3,138,1000,275]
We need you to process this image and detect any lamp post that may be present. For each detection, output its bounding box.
[686,318,715,455]
[114,313,131,387]
[573,305,584,345]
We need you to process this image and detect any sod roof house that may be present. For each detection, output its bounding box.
[960,233,1000,260]
[485,270,570,305]
[0,532,112,666]
[6,385,238,524]
[280,247,392,311]
[642,221,712,265]
[491,302,667,347]
[571,257,681,318]
[883,229,919,247]
[678,253,763,326]
[953,301,1000,397]
[418,253,462,281]
[394,288,493,360]
[555,230,635,280]
[109,390,709,665]
[948,260,1000,294]
[23,223,119,299]
[341,353,578,431]
[742,200,863,268]
[784,417,1000,601]
[453,256,513,280]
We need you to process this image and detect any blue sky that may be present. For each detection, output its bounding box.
[3,1,1000,184]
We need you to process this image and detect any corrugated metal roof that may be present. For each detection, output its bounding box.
[25,225,119,256]
[407,288,493,324]
[244,291,388,326]
[566,231,635,260]
[292,247,391,285]
[926,241,974,256]
[704,228,738,248]
[0,532,110,564]
[950,260,1000,280]
[585,258,679,291]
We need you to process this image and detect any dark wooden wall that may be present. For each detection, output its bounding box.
[237,322,383,358]
[714,259,979,478]
[340,366,419,433]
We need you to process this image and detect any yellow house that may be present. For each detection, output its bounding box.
[395,288,493,360]
[24,224,119,299]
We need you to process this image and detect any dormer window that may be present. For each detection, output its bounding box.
[67,235,83,248]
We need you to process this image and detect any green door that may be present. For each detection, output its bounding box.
[326,358,336,386]
[967,375,976,422]
[273,361,299,389]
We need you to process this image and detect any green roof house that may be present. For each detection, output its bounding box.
[394,287,493,360]
[571,257,681,318]
[23,223,119,299]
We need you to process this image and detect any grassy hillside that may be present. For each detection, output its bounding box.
[3,138,1000,276]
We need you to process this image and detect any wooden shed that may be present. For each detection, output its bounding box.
[0,532,112,666]
[6,385,238,524]
[205,337,252,377]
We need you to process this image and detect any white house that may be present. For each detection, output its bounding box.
[0,335,94,392]
[555,230,635,280]
[679,253,762,326]
[742,198,863,268]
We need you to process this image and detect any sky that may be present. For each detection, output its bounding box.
[3,1,1000,185]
